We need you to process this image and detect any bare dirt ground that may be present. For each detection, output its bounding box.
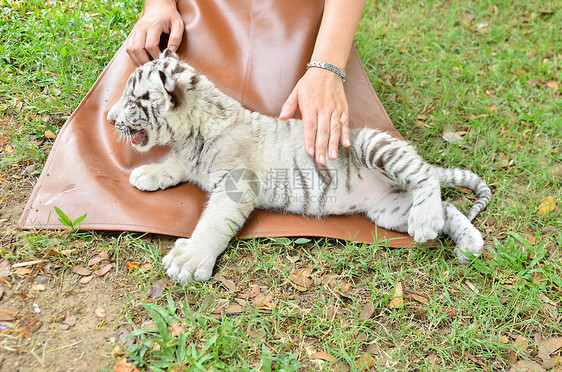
[0,173,134,371]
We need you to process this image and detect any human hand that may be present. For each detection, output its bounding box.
[126,0,184,66]
[280,68,350,165]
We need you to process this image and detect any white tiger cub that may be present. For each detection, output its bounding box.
[107,50,491,282]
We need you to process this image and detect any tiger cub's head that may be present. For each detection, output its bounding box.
[107,49,198,152]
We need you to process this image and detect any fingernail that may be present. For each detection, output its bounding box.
[308,146,314,156]
[319,154,325,164]
[344,138,351,147]
[169,46,177,52]
[330,150,337,159]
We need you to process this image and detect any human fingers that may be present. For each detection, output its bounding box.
[327,113,343,160]
[340,111,351,148]
[126,29,150,66]
[279,89,298,120]
[301,109,317,158]
[314,111,331,165]
[167,17,185,52]
[145,28,162,61]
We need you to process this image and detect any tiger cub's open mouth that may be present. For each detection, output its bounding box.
[130,129,147,146]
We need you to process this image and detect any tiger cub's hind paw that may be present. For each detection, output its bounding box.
[453,233,484,264]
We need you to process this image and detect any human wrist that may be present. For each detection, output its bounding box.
[306,61,347,83]
[144,0,177,11]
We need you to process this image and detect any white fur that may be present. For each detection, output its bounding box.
[107,50,490,282]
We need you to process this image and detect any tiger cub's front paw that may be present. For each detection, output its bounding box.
[130,164,181,191]
[408,202,444,242]
[162,238,216,282]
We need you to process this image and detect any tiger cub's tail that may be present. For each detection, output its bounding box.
[432,166,492,222]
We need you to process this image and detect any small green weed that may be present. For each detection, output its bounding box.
[53,206,87,229]
[123,295,302,371]
[473,232,562,288]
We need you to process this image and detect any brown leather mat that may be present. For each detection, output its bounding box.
[19,0,413,247]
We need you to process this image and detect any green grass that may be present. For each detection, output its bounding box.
[1,0,561,370]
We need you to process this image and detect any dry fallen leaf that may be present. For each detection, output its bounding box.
[527,78,539,87]
[31,284,46,291]
[112,345,125,358]
[0,259,10,279]
[310,351,336,361]
[215,273,237,292]
[80,275,95,284]
[465,351,492,371]
[500,154,510,168]
[87,256,103,267]
[117,328,134,347]
[443,129,464,144]
[491,335,509,344]
[234,297,249,307]
[72,265,92,276]
[545,80,559,90]
[509,359,545,372]
[94,264,113,277]
[356,354,376,370]
[15,267,32,275]
[113,358,140,372]
[338,281,352,292]
[409,292,429,304]
[537,196,556,214]
[95,306,106,318]
[126,261,139,271]
[537,337,562,369]
[507,350,518,366]
[252,292,274,309]
[290,268,313,291]
[514,335,529,352]
[44,130,56,139]
[248,284,261,299]
[60,312,77,330]
[226,302,245,314]
[388,282,404,309]
[170,322,185,337]
[147,279,166,298]
[458,186,472,193]
[359,300,375,322]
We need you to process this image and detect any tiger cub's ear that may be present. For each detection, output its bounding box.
[161,48,179,60]
[157,68,183,109]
